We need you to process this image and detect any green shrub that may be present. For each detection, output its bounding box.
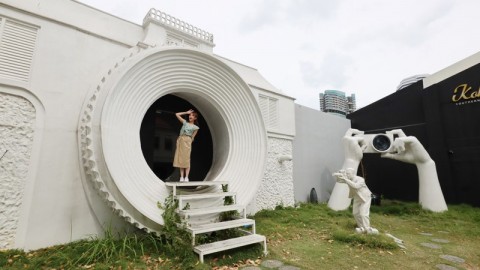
[332,230,398,250]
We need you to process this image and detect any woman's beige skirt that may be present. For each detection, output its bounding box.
[173,135,192,168]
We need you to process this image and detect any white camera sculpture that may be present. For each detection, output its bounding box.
[328,128,448,213]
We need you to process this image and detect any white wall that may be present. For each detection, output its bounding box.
[0,0,297,249]
[1,0,143,47]
[293,105,350,203]
[0,1,144,249]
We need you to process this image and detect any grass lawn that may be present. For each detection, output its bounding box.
[255,201,480,270]
[1,200,479,269]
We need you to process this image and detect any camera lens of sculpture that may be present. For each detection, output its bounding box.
[372,135,391,152]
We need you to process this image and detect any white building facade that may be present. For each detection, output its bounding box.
[0,0,296,250]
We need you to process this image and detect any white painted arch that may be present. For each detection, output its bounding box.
[78,47,267,231]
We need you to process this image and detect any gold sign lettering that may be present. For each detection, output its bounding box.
[452,84,480,103]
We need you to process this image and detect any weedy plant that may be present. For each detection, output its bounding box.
[332,230,398,249]
[220,184,240,221]
[0,228,175,269]
[195,184,244,245]
[71,228,160,266]
[157,192,197,265]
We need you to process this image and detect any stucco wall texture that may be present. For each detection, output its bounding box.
[0,93,35,249]
[251,137,295,212]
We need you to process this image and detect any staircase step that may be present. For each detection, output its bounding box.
[165,181,229,196]
[194,234,267,263]
[180,204,245,218]
[177,192,236,209]
[177,192,236,200]
[165,181,229,187]
[188,218,255,235]
[166,180,265,263]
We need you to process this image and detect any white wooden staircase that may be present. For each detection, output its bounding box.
[165,181,267,263]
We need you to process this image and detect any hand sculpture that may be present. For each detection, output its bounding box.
[328,129,367,210]
[382,129,447,212]
[342,129,367,169]
[382,129,431,164]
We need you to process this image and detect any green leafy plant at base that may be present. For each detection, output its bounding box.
[332,230,398,249]
[157,192,197,266]
[196,184,243,245]
[0,230,181,269]
[79,229,164,268]
[220,184,239,221]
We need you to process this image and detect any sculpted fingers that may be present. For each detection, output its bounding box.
[381,152,401,161]
[400,136,419,145]
[356,137,367,150]
[360,143,367,151]
[344,129,354,137]
[351,136,364,143]
[392,139,405,153]
[344,128,364,137]
[345,136,366,150]
[388,129,407,138]
[350,128,364,136]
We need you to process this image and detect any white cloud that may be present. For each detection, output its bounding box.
[300,51,352,89]
[76,0,480,109]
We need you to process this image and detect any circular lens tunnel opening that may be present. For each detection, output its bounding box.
[140,94,213,182]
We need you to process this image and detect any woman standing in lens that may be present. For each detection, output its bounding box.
[173,109,199,182]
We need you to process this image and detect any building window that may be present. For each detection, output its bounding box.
[259,95,278,129]
[0,17,39,83]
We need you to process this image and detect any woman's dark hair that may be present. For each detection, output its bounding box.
[191,111,199,126]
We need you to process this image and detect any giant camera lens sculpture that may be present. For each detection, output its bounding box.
[363,133,394,153]
[372,134,391,152]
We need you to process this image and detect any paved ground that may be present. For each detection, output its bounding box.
[418,231,467,270]
[240,259,300,270]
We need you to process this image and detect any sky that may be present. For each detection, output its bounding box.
[76,0,480,109]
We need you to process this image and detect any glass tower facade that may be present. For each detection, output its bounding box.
[319,90,356,117]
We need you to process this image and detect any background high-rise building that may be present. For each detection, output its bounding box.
[319,90,356,117]
[396,74,430,91]
[347,94,356,113]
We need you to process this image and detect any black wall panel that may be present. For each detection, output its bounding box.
[348,63,480,207]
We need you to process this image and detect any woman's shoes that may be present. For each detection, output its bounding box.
[179,177,189,182]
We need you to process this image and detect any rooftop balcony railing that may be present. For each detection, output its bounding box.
[144,8,214,44]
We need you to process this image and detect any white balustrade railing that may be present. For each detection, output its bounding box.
[144,8,214,43]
